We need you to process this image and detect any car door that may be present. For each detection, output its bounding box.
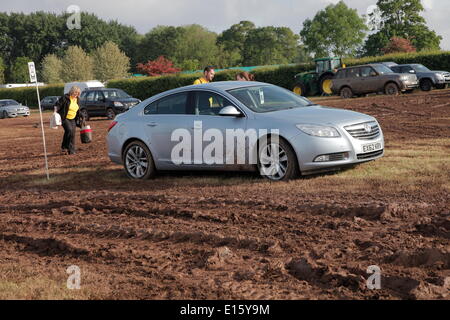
[359,66,379,93]
[190,90,248,168]
[92,90,106,115]
[83,91,96,114]
[142,91,195,169]
[347,67,362,93]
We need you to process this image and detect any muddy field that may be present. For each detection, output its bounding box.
[0,90,449,300]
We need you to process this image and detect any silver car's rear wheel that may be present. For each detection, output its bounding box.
[123,141,155,179]
[258,138,299,181]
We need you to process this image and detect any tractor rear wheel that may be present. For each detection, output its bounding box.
[320,74,334,95]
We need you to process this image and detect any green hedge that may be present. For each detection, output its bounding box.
[107,69,243,101]
[0,84,64,109]
[2,51,449,105]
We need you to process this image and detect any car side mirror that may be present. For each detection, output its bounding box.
[370,72,377,77]
[219,106,242,117]
[409,70,415,74]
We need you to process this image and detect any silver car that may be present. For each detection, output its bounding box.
[107,82,384,181]
[0,99,30,118]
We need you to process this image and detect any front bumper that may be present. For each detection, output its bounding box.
[6,110,30,117]
[400,80,419,90]
[289,123,384,174]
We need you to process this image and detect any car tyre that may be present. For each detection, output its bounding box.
[340,87,353,99]
[2,111,8,119]
[123,140,156,179]
[80,108,89,121]
[385,83,399,96]
[320,74,334,95]
[258,137,299,181]
[420,79,433,91]
[293,83,307,97]
[435,83,447,90]
[106,108,116,120]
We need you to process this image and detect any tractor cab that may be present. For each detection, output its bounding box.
[293,57,344,97]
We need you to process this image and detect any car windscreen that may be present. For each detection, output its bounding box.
[227,85,312,113]
[412,64,431,72]
[103,90,130,99]
[373,65,394,75]
[2,100,19,106]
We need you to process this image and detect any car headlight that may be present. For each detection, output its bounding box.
[113,102,124,107]
[400,75,410,81]
[435,73,444,80]
[296,124,341,137]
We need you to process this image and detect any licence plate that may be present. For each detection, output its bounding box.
[363,142,382,153]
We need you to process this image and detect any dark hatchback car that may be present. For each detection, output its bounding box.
[40,96,61,110]
[79,88,140,120]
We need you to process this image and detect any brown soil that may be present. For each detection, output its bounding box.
[0,89,449,300]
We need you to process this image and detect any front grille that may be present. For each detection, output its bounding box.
[357,150,384,160]
[345,121,380,140]
[329,153,347,161]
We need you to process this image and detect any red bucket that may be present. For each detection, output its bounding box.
[80,125,92,144]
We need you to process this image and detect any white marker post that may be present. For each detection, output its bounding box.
[28,62,50,180]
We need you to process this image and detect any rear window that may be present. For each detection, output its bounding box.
[144,92,189,115]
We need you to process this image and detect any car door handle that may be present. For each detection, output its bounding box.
[147,122,158,127]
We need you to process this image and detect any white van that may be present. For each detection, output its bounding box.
[64,80,104,94]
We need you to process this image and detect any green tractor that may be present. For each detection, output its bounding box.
[293,57,344,97]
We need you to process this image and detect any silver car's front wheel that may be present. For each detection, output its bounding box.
[258,138,299,181]
[123,141,155,179]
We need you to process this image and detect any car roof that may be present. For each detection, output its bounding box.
[142,81,276,103]
[177,81,269,92]
[337,64,373,71]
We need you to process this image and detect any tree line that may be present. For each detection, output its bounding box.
[0,0,442,84]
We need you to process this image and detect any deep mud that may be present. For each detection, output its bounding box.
[0,89,449,299]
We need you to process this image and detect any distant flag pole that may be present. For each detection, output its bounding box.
[28,62,50,180]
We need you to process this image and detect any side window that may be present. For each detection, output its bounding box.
[390,66,400,73]
[361,67,374,78]
[86,91,95,102]
[348,68,360,78]
[194,91,233,115]
[144,92,189,115]
[316,61,326,73]
[95,91,105,102]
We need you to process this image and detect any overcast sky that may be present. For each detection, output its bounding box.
[2,0,449,50]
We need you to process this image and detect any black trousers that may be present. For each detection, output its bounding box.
[62,118,76,154]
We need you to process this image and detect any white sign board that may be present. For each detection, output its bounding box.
[28,62,37,83]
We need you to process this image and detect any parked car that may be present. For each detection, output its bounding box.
[107,81,384,181]
[388,64,450,91]
[79,88,141,120]
[40,96,60,110]
[64,80,104,94]
[331,64,418,98]
[0,99,30,118]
